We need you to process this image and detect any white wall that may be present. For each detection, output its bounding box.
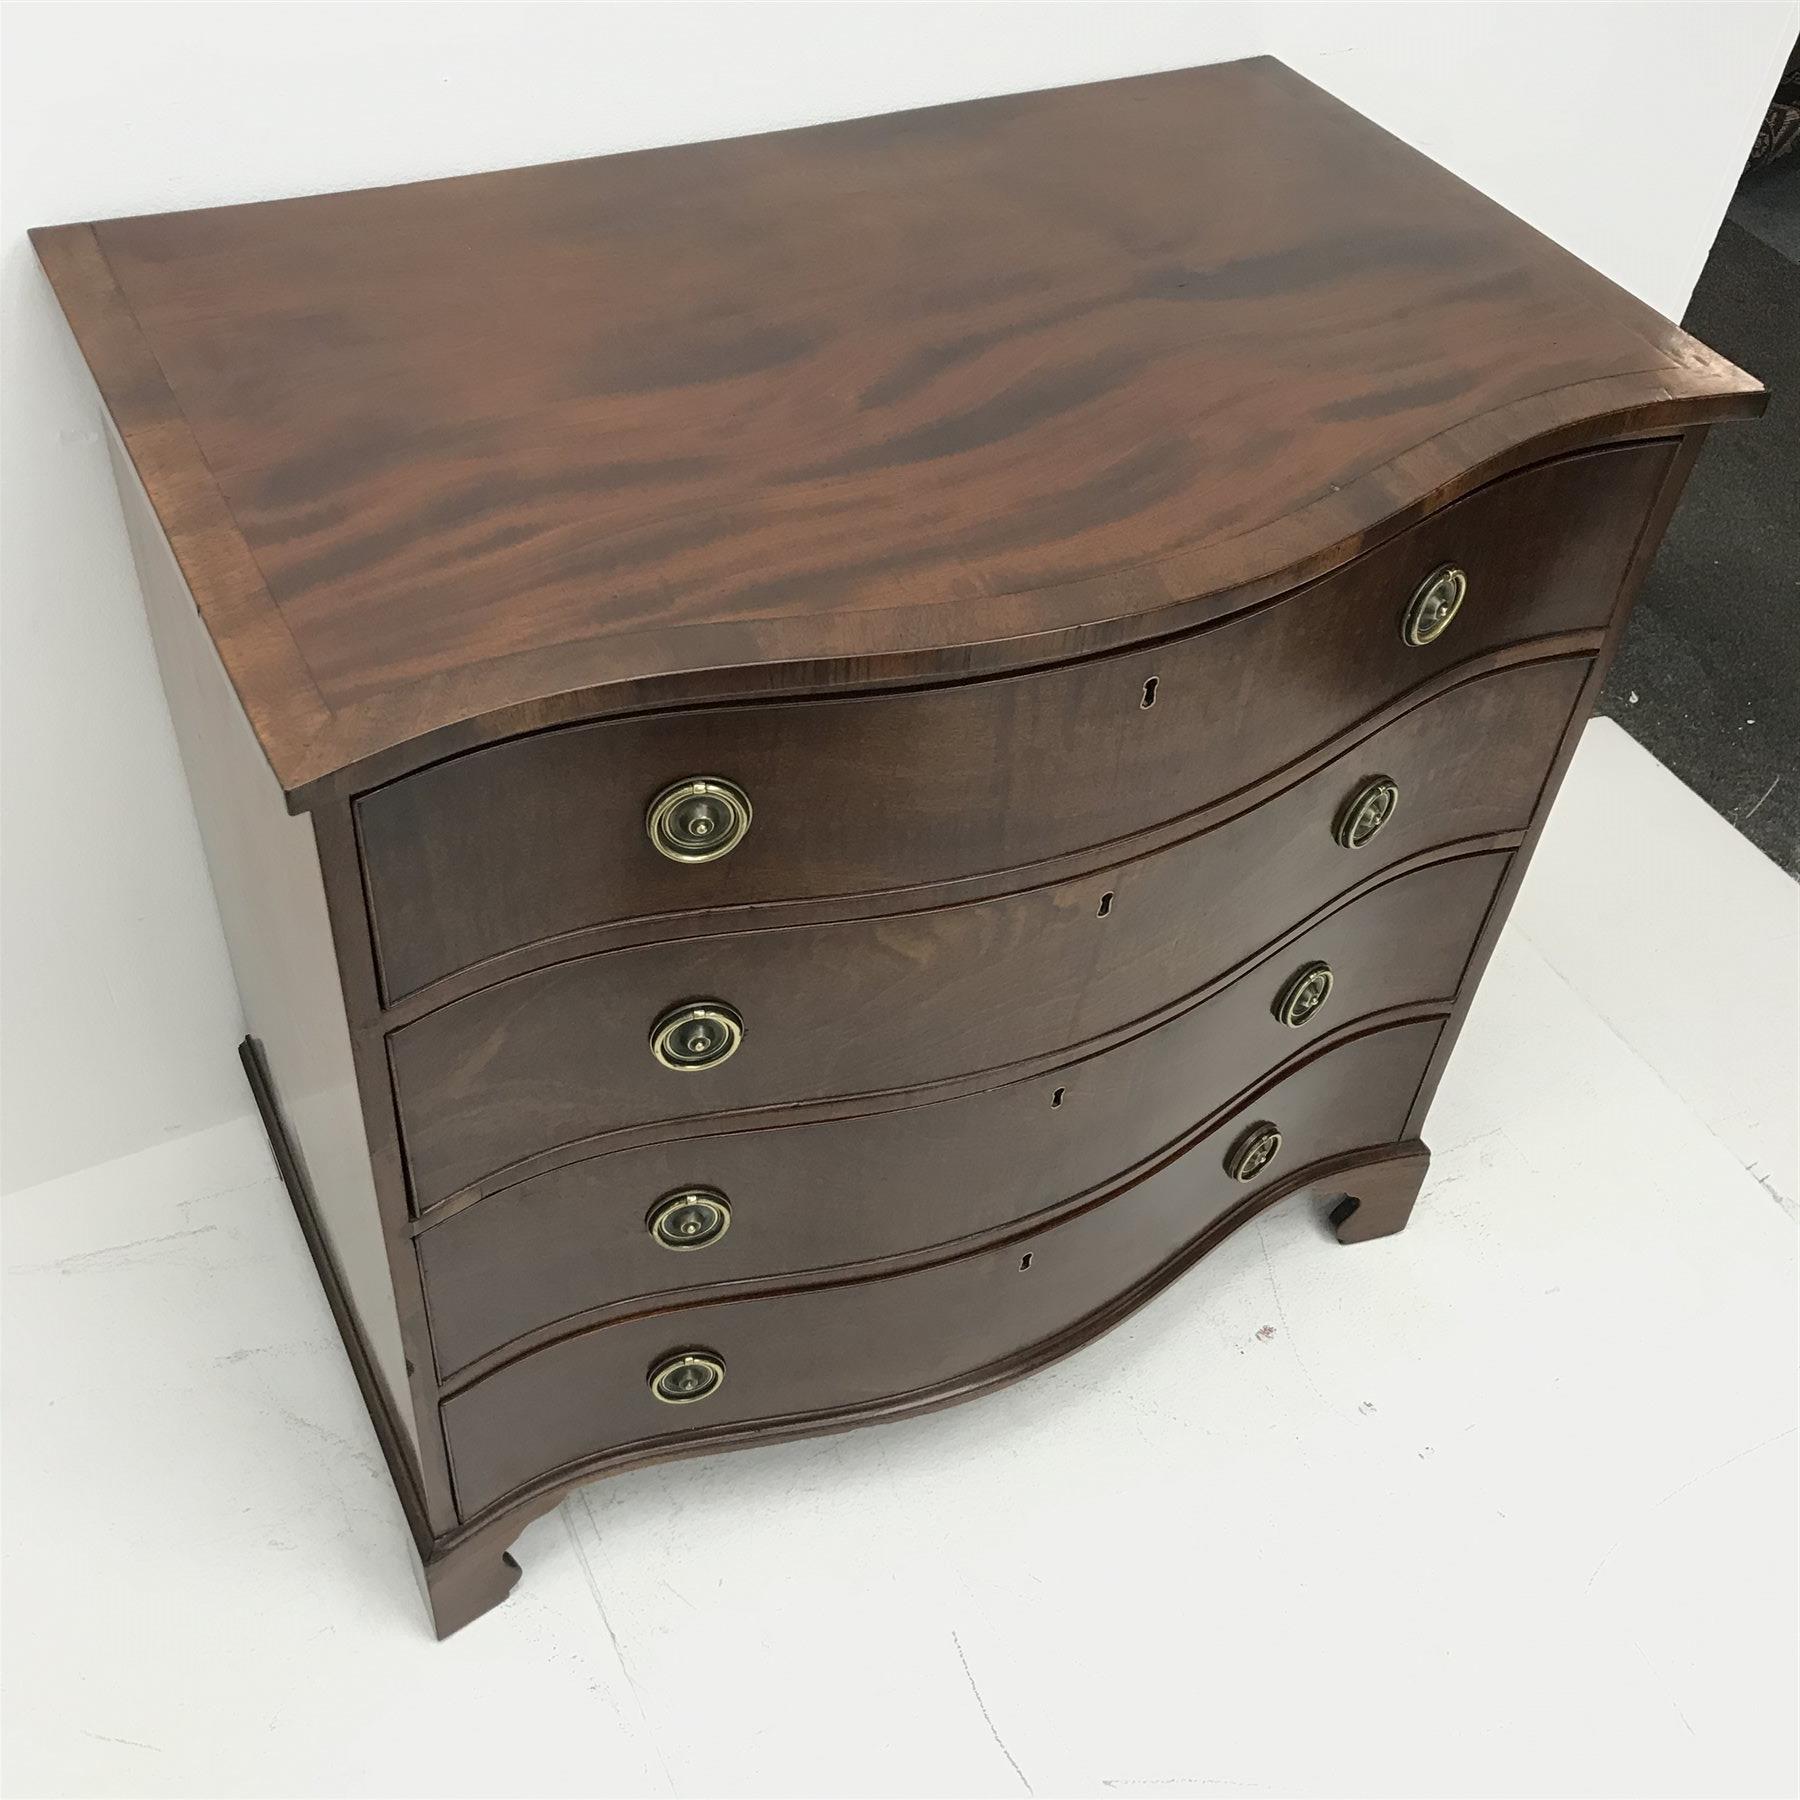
[2,1,1791,1194]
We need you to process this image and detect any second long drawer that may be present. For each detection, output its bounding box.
[392,655,1583,1208]
[419,846,1505,1377]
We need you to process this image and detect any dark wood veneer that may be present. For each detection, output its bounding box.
[35,58,1760,1635]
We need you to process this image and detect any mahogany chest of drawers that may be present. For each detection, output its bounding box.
[36,58,1763,1636]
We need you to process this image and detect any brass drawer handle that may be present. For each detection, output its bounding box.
[650,1001,744,1071]
[1401,564,1467,647]
[1273,961,1334,1028]
[1225,1120,1283,1184]
[649,1187,732,1250]
[1334,777,1399,849]
[646,777,752,862]
[648,1349,726,1404]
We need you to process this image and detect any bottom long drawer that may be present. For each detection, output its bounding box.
[442,1016,1441,1519]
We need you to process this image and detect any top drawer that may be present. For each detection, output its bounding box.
[358,442,1670,1000]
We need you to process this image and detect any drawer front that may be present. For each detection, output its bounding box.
[360,443,1670,999]
[392,656,1584,1208]
[419,850,1503,1377]
[441,1017,1441,1518]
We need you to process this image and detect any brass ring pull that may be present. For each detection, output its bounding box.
[1273,961,1334,1028]
[648,1187,732,1250]
[1334,777,1399,849]
[1401,564,1467,647]
[650,1001,744,1071]
[646,777,752,863]
[648,1349,726,1404]
[1224,1120,1283,1184]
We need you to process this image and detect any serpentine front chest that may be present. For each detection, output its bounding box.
[35,57,1763,1636]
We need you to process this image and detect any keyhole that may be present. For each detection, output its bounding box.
[1141,676,1159,709]
[1050,1087,1065,1109]
[1020,1253,1034,1271]
[1097,891,1114,918]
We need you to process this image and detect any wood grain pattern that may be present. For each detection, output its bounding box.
[391,656,1584,1207]
[442,1017,1441,1518]
[417,850,1505,1381]
[31,59,1760,806]
[358,442,1667,999]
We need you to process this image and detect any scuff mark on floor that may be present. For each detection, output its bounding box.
[1586,1423,1800,1593]
[22,1225,217,1276]
[77,1728,162,1753]
[952,1629,1032,1794]
[1747,1164,1796,1220]
[570,1494,678,1796]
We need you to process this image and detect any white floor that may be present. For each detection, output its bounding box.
[4,720,1796,1800]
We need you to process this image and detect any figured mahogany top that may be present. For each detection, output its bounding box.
[34,57,1761,806]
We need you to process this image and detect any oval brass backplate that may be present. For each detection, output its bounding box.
[646,777,752,863]
[648,1349,727,1404]
[1224,1120,1283,1183]
[650,1001,744,1071]
[1273,961,1334,1028]
[648,1187,733,1250]
[1334,777,1399,849]
[1401,564,1467,647]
